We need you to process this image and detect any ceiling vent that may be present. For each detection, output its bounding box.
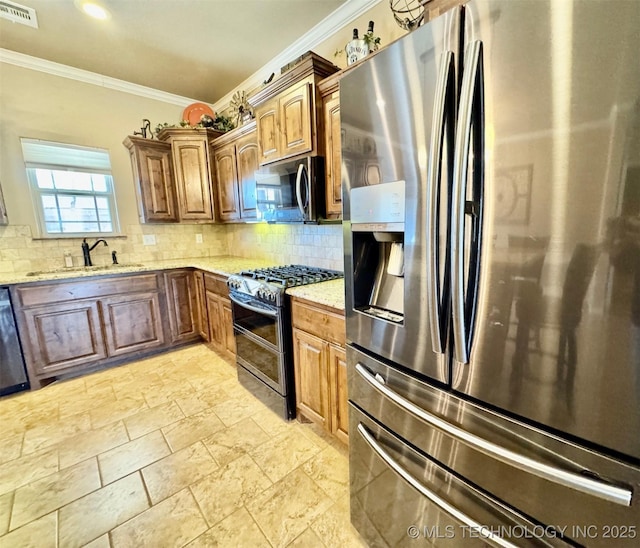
[0,0,38,28]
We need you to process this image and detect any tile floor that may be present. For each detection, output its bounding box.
[0,345,366,547]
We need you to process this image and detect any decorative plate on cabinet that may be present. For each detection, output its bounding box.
[182,102,215,126]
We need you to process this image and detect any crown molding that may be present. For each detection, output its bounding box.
[212,0,383,112]
[0,0,382,109]
[0,48,202,107]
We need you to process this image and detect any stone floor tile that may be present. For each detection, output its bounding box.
[249,429,322,483]
[109,488,207,547]
[82,534,110,548]
[142,380,196,409]
[185,506,271,548]
[287,527,325,547]
[311,497,367,548]
[0,492,12,536]
[246,468,333,547]
[123,400,184,439]
[0,511,57,548]
[211,395,265,427]
[161,408,225,452]
[302,444,350,502]
[21,413,92,455]
[202,417,271,468]
[58,420,129,469]
[0,446,58,496]
[0,432,23,466]
[174,385,230,417]
[98,430,170,486]
[89,396,148,430]
[10,458,100,530]
[58,472,149,548]
[190,454,272,526]
[141,441,218,504]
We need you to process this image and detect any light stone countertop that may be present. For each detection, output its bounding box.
[286,278,345,311]
[0,255,346,310]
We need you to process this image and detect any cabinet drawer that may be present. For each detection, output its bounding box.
[203,272,228,295]
[15,274,160,307]
[291,298,345,346]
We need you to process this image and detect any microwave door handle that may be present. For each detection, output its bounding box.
[295,163,306,218]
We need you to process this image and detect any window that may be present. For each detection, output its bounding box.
[21,138,120,236]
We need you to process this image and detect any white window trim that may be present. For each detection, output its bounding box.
[21,139,122,238]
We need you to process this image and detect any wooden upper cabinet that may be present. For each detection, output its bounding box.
[323,92,342,219]
[210,123,258,222]
[123,137,177,223]
[172,138,214,220]
[249,52,339,166]
[255,103,280,164]
[157,127,223,221]
[213,144,240,222]
[235,133,258,220]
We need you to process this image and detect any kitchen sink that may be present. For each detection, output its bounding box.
[25,264,146,276]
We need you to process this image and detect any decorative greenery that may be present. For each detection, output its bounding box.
[363,30,381,51]
[154,114,236,136]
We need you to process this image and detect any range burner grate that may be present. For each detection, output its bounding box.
[238,265,343,288]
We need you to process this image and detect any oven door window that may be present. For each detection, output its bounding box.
[235,330,284,391]
[231,299,280,348]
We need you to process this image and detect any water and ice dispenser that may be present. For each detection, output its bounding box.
[350,180,405,323]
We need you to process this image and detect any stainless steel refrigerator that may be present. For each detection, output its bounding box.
[341,1,640,545]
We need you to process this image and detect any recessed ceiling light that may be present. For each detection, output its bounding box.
[75,0,110,20]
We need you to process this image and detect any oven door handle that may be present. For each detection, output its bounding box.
[229,293,279,318]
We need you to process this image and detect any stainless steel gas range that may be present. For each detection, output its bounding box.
[227,265,343,420]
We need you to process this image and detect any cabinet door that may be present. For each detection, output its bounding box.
[235,133,258,219]
[172,138,214,220]
[0,180,8,225]
[21,301,107,375]
[329,344,349,444]
[206,291,224,351]
[164,270,199,343]
[279,82,312,159]
[213,144,241,222]
[323,93,342,219]
[221,298,236,358]
[100,292,164,357]
[130,140,177,222]
[193,271,210,341]
[255,102,280,164]
[293,328,329,428]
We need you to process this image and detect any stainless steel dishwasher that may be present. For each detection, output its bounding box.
[0,287,29,396]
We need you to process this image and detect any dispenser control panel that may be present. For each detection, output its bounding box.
[350,180,405,230]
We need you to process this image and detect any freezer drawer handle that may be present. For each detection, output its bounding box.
[357,423,518,548]
[356,363,632,506]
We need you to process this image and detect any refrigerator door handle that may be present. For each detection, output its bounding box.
[426,50,454,355]
[357,423,518,548]
[451,40,483,365]
[355,363,633,506]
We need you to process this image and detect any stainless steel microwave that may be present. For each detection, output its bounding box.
[255,156,325,223]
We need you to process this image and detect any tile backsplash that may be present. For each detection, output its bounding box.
[0,223,345,274]
[226,224,344,272]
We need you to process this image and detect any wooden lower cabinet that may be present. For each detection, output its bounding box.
[164,269,199,344]
[203,272,235,362]
[100,292,164,357]
[12,273,168,387]
[20,300,107,376]
[193,270,210,341]
[291,297,348,443]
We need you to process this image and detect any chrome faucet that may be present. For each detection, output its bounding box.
[81,238,108,266]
